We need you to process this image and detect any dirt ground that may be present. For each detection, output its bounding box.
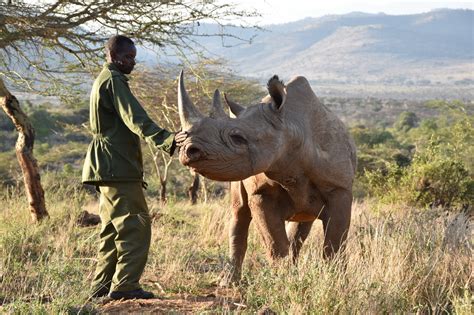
[95,287,248,314]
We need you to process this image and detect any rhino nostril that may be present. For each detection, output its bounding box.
[186,146,202,160]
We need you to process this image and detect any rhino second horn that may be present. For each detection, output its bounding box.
[224,93,244,117]
[209,89,228,119]
[178,70,204,130]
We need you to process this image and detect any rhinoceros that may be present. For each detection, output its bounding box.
[176,71,356,285]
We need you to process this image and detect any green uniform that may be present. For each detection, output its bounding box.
[93,182,151,292]
[82,63,174,183]
[82,63,173,294]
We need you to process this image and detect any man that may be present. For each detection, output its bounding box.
[82,35,184,300]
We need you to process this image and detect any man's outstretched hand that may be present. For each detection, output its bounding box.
[169,130,187,156]
[174,130,188,147]
[170,131,188,155]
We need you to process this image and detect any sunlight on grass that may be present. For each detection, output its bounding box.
[1,181,471,313]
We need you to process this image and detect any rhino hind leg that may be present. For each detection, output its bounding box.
[321,189,352,259]
[286,221,314,263]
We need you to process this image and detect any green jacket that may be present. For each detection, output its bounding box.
[82,63,174,184]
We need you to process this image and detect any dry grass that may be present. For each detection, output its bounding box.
[0,176,472,313]
[240,201,472,313]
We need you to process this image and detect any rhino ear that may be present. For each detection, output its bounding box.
[224,93,244,117]
[267,75,287,111]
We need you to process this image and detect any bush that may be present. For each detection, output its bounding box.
[363,141,473,208]
[406,141,472,207]
[351,126,396,148]
[27,109,61,140]
[394,111,419,132]
[410,159,472,207]
[360,100,473,209]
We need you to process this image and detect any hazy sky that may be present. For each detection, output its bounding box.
[230,0,473,24]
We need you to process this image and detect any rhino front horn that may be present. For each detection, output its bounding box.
[178,70,204,130]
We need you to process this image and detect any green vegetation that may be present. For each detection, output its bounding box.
[355,100,474,208]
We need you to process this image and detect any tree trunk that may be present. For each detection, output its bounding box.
[201,177,208,204]
[0,79,48,222]
[160,179,167,204]
[188,171,200,205]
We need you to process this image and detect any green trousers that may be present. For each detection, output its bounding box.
[91,181,151,293]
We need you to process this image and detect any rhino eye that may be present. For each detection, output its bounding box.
[230,134,247,146]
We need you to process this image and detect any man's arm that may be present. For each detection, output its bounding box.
[110,76,175,155]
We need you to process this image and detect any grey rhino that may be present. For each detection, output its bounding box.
[176,71,356,285]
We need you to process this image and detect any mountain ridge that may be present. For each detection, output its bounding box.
[188,8,473,90]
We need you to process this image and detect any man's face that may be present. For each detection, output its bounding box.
[111,44,137,74]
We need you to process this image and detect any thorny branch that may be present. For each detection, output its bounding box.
[0,0,260,97]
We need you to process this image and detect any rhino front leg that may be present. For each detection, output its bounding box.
[220,182,251,287]
[250,194,290,262]
[286,221,314,263]
[321,189,352,259]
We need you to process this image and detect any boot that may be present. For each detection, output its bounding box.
[109,288,154,300]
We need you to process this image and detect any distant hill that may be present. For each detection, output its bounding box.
[12,9,474,101]
[184,9,473,98]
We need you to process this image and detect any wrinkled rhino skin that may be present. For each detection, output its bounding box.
[177,72,356,285]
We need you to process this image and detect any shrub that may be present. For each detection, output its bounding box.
[27,109,61,140]
[351,126,396,148]
[404,142,473,208]
[363,141,473,209]
[394,111,419,132]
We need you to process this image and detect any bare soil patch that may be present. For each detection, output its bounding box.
[98,287,245,314]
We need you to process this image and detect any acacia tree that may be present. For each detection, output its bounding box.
[0,0,259,221]
[1,0,259,93]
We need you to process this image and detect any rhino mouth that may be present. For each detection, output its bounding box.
[192,165,251,181]
[179,148,253,182]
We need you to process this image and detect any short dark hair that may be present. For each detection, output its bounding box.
[106,35,134,53]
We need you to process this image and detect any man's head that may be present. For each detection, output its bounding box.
[105,35,136,74]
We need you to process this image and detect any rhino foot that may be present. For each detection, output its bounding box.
[218,263,241,287]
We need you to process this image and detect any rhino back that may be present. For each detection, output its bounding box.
[283,76,356,189]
